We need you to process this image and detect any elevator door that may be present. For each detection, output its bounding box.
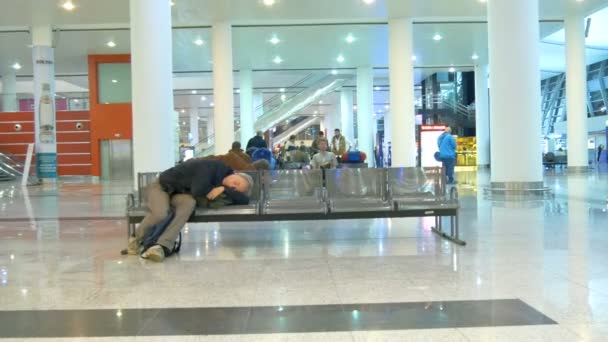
[100,139,133,181]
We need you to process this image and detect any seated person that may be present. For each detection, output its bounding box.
[229,141,252,164]
[291,145,311,164]
[311,139,338,169]
[128,159,253,262]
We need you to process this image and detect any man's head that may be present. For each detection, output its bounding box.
[223,173,253,196]
[299,145,307,152]
[318,139,329,152]
[252,159,270,170]
[289,135,296,142]
[231,141,242,151]
[256,131,264,137]
[318,131,325,138]
[334,129,341,137]
[444,127,452,134]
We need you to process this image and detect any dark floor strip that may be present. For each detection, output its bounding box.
[0,299,555,338]
[0,216,126,222]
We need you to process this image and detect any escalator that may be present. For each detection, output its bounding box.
[0,152,24,182]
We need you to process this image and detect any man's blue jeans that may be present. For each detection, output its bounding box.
[441,157,456,184]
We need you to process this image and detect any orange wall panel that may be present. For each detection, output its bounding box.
[57,142,92,153]
[88,54,132,177]
[57,165,90,175]
[57,154,91,165]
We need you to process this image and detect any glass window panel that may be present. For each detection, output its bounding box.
[97,63,132,104]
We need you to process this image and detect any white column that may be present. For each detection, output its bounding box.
[383,110,392,145]
[340,89,354,141]
[130,0,174,178]
[1,69,17,112]
[212,22,235,154]
[488,0,543,187]
[189,111,199,145]
[357,67,374,160]
[253,91,264,120]
[475,64,490,167]
[239,69,254,144]
[565,13,589,170]
[207,115,214,145]
[32,25,57,182]
[388,18,416,167]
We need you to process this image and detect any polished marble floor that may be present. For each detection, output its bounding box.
[0,168,607,341]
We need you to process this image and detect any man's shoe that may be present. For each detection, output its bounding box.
[127,237,140,256]
[142,245,165,262]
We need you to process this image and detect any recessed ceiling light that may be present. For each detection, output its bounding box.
[433,34,443,41]
[194,39,204,46]
[11,62,21,70]
[201,96,207,101]
[449,67,456,73]
[384,105,389,109]
[281,94,286,101]
[62,1,75,11]
[345,34,356,44]
[472,53,479,60]
[331,69,338,75]
[269,36,281,45]
[210,102,215,107]
[170,1,175,6]
[478,0,487,3]
[191,90,197,94]
[362,0,375,4]
[374,86,381,91]
[273,56,283,64]
[319,100,323,104]
[411,55,417,61]
[353,105,358,110]
[180,109,185,113]
[279,88,285,92]
[314,110,319,114]
[111,79,118,83]
[263,0,276,6]
[106,41,116,48]
[236,89,241,93]
[336,54,345,63]
[74,99,80,103]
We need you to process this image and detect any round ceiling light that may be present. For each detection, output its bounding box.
[269,36,281,45]
[11,62,21,70]
[336,55,345,63]
[273,56,283,64]
[433,34,443,41]
[194,39,204,46]
[331,69,338,75]
[62,1,75,11]
[449,67,456,73]
[263,0,276,6]
[411,55,417,61]
[345,34,356,44]
[107,41,116,48]
[362,0,375,4]
[472,53,479,60]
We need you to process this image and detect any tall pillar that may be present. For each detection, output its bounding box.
[475,64,490,167]
[31,25,57,182]
[565,13,589,171]
[130,0,174,178]
[239,69,254,144]
[189,111,199,145]
[253,91,264,120]
[356,67,374,159]
[340,89,354,141]
[388,18,416,167]
[1,69,17,112]
[488,0,543,188]
[212,22,235,153]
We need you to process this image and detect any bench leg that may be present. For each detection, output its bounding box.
[432,214,466,246]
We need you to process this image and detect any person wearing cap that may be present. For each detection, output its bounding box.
[127,159,253,262]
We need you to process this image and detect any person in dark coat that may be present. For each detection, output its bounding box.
[128,159,253,262]
[246,131,268,152]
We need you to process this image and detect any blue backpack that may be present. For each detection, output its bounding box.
[140,210,182,256]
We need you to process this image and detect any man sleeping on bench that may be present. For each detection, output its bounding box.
[127,159,253,262]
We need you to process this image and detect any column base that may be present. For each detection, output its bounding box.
[567,166,590,174]
[485,181,549,196]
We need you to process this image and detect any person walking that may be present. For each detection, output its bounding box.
[598,144,605,163]
[331,129,347,158]
[437,126,457,184]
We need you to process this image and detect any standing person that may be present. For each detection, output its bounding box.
[598,144,605,162]
[127,159,253,262]
[437,127,457,184]
[283,135,297,161]
[311,131,325,154]
[246,131,267,152]
[311,139,338,169]
[331,129,347,159]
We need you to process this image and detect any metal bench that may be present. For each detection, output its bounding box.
[126,167,465,246]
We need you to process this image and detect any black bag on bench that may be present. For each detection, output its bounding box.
[141,210,182,256]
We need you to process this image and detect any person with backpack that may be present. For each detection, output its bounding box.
[127,159,253,262]
[437,126,457,184]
